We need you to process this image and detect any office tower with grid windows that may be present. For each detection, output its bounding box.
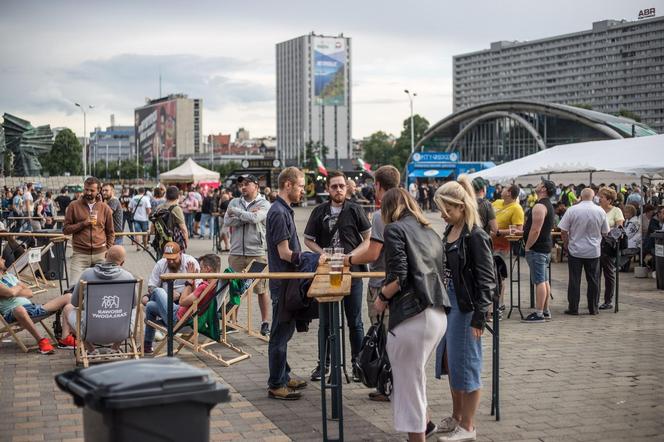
[276,33,352,165]
[453,17,664,133]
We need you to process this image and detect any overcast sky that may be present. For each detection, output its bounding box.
[0,0,657,140]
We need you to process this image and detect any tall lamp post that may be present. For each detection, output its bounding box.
[75,103,94,177]
[404,90,416,154]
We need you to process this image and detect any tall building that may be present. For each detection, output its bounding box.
[134,93,202,162]
[276,32,352,166]
[453,17,664,133]
[89,124,135,163]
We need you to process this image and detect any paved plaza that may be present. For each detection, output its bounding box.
[0,206,662,441]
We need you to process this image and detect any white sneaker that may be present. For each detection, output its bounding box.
[437,416,459,433]
[154,330,165,341]
[437,426,476,442]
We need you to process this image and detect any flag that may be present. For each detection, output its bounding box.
[357,158,372,172]
[315,156,328,176]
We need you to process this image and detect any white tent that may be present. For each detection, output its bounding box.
[159,158,220,184]
[469,135,664,184]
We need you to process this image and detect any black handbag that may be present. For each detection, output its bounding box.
[355,314,392,395]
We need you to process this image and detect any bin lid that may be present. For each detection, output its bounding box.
[56,357,230,410]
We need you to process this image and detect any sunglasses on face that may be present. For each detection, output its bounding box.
[330,184,346,190]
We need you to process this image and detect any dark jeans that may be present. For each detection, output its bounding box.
[567,254,600,313]
[317,278,364,365]
[600,251,616,304]
[267,290,296,389]
[123,212,134,232]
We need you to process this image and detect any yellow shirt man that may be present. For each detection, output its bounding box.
[492,199,525,251]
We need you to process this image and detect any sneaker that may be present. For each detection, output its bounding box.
[57,334,77,349]
[425,421,438,438]
[437,416,459,433]
[437,425,476,441]
[543,310,552,321]
[310,364,330,381]
[521,312,545,323]
[268,386,301,400]
[287,379,308,390]
[260,322,270,337]
[38,338,54,355]
[352,364,362,383]
[142,343,153,354]
[498,304,506,312]
[599,303,613,310]
[368,391,390,402]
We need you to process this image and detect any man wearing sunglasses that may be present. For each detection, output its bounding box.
[304,170,371,382]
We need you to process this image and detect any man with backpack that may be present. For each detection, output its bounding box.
[151,186,189,260]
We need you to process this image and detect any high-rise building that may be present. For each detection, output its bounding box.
[276,32,352,166]
[89,124,135,163]
[453,17,664,133]
[134,93,202,162]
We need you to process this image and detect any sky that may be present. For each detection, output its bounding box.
[0,0,658,140]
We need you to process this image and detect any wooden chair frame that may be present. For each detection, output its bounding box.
[147,280,251,366]
[0,311,56,353]
[225,260,269,343]
[7,243,56,293]
[75,279,143,368]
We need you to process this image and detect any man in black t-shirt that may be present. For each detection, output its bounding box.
[304,170,372,382]
[54,188,72,217]
[472,177,497,238]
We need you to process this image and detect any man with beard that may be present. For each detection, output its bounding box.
[144,241,200,306]
[304,170,371,382]
[63,177,115,285]
[101,183,124,245]
[266,167,308,400]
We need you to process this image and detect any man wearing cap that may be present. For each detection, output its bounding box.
[473,177,497,237]
[224,173,272,336]
[145,241,200,306]
[522,179,556,323]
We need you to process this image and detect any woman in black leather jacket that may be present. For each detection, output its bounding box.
[374,188,449,442]
[433,176,496,442]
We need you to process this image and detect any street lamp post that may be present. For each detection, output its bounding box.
[404,90,417,154]
[75,103,94,177]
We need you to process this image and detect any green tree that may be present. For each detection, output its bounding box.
[41,128,83,175]
[615,109,641,122]
[362,131,394,167]
[392,114,429,171]
[303,141,329,170]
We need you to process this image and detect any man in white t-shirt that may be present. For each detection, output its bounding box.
[129,187,152,251]
[558,188,609,315]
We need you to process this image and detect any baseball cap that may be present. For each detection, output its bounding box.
[540,178,556,197]
[238,174,258,184]
[162,241,181,259]
[472,177,488,192]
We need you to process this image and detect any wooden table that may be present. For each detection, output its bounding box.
[307,262,351,442]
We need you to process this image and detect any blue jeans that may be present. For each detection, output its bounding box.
[133,220,148,232]
[267,287,296,389]
[318,278,364,363]
[144,288,179,344]
[185,213,195,236]
[200,213,214,238]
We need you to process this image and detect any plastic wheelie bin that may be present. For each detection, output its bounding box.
[55,357,230,442]
[653,231,664,290]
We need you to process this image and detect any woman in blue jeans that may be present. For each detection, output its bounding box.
[433,176,496,442]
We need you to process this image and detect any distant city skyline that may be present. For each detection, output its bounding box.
[0,0,656,140]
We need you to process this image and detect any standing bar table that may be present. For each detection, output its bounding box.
[307,262,351,442]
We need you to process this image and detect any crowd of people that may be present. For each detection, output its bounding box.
[0,171,663,442]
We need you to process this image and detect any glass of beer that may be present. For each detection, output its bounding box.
[329,257,343,288]
[90,210,98,226]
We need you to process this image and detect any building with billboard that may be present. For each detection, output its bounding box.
[134,94,202,163]
[453,16,664,133]
[276,33,352,167]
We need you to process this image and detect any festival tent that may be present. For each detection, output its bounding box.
[159,158,220,184]
[469,135,664,184]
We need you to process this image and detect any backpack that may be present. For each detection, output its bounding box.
[150,205,185,254]
[355,314,392,396]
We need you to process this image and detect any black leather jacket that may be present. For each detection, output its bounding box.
[443,223,496,330]
[384,215,450,331]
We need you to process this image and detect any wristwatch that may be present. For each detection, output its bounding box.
[378,291,390,303]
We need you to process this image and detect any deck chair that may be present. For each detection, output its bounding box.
[0,304,57,353]
[225,260,269,342]
[7,243,55,293]
[148,280,251,366]
[75,279,143,368]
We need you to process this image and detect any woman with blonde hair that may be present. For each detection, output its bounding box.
[374,188,449,441]
[433,175,496,442]
[597,186,624,310]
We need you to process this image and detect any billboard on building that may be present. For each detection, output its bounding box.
[313,37,346,106]
[134,99,177,162]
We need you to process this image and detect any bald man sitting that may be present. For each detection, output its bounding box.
[62,245,135,352]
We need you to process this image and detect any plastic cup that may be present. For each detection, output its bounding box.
[509,225,516,235]
[329,258,343,288]
[90,210,98,226]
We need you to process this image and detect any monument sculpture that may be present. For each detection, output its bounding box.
[1,113,54,176]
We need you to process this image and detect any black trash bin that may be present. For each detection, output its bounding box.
[35,229,65,280]
[55,357,230,442]
[652,231,664,290]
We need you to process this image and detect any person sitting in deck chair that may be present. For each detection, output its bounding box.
[143,253,221,354]
[63,245,135,353]
[0,257,73,354]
